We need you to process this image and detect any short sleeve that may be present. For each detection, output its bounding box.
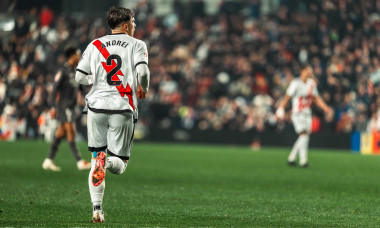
[312,83,319,97]
[286,80,297,97]
[134,41,148,68]
[312,81,319,97]
[76,44,92,75]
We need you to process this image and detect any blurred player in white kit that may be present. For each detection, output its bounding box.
[75,7,150,223]
[276,64,333,168]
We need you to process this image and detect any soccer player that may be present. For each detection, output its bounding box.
[42,47,91,171]
[276,64,333,168]
[75,7,150,223]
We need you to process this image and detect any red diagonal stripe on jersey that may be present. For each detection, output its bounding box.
[93,40,124,81]
[93,40,110,59]
[92,39,135,110]
[116,84,134,109]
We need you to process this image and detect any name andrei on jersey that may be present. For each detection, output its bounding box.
[101,40,129,49]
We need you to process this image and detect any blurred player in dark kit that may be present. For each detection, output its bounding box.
[42,47,91,171]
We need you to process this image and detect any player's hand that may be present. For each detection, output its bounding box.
[325,107,334,122]
[137,85,146,99]
[50,108,57,119]
[275,107,285,120]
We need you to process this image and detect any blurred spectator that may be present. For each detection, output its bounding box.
[39,6,54,28]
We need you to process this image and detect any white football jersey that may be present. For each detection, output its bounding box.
[77,33,148,115]
[286,78,319,114]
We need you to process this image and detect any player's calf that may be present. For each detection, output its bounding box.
[92,151,107,186]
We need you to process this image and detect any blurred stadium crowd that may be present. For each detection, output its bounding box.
[1,0,380,140]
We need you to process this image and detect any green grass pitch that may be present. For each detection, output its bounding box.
[1,141,380,227]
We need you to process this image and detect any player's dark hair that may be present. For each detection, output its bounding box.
[107,7,135,30]
[64,46,77,58]
[300,63,311,71]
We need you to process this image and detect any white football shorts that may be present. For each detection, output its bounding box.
[291,113,312,134]
[87,109,135,160]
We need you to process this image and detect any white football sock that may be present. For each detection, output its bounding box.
[106,156,127,175]
[89,159,105,206]
[288,136,303,162]
[299,134,310,165]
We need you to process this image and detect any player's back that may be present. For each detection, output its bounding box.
[77,34,148,114]
[55,63,78,109]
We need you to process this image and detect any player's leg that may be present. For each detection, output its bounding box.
[63,122,91,170]
[87,110,108,223]
[298,133,310,167]
[90,151,106,223]
[65,122,81,161]
[298,115,312,167]
[106,112,134,175]
[288,137,301,166]
[42,124,65,171]
[288,114,304,165]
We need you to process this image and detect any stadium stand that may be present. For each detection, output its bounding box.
[0,0,379,146]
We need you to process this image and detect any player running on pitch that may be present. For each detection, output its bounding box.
[42,46,91,171]
[276,64,333,168]
[75,7,150,223]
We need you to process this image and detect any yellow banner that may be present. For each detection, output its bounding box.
[361,133,373,155]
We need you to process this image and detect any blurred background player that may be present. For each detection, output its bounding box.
[276,64,333,167]
[42,46,91,171]
[75,7,150,223]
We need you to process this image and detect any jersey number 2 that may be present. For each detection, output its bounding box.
[298,96,312,111]
[105,54,135,110]
[106,54,122,86]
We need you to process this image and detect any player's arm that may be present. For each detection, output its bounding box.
[137,64,150,93]
[134,41,149,99]
[49,71,64,118]
[75,45,93,85]
[276,80,296,119]
[314,96,333,120]
[278,95,291,109]
[136,64,150,99]
[276,94,291,119]
[311,81,333,120]
[75,70,94,85]
[50,71,63,107]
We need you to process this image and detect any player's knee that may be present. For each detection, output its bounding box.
[65,124,76,141]
[55,126,65,138]
[67,130,75,141]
